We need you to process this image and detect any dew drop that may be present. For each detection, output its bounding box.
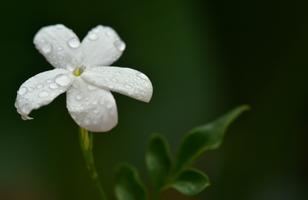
[76,95,83,100]
[114,40,126,51]
[111,77,118,82]
[42,43,52,54]
[55,74,70,86]
[67,38,80,48]
[88,32,98,40]
[67,65,75,72]
[18,87,27,95]
[49,83,58,89]
[71,114,77,120]
[55,24,65,30]
[93,27,100,33]
[136,72,148,80]
[104,27,113,36]
[38,91,49,98]
[57,46,63,51]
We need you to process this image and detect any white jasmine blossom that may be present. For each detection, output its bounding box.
[15,24,153,132]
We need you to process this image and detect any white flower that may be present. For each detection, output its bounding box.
[15,24,153,132]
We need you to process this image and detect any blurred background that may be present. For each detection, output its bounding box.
[0,0,307,199]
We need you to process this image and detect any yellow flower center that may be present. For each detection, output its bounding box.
[73,68,84,76]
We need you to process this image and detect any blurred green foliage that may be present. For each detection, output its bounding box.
[0,0,307,200]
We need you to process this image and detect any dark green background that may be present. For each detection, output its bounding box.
[0,0,307,199]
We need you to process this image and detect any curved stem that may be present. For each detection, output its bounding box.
[79,127,107,200]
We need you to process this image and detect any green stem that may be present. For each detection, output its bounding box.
[79,127,108,200]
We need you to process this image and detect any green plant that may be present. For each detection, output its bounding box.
[109,105,249,200]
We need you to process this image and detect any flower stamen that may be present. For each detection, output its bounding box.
[73,68,84,76]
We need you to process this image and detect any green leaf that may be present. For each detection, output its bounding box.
[145,134,172,190]
[115,164,146,200]
[170,168,210,196]
[176,105,249,171]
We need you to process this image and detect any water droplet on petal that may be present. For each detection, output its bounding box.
[18,87,27,95]
[38,91,49,98]
[55,74,70,86]
[42,43,52,54]
[71,114,77,120]
[76,95,83,100]
[49,83,58,89]
[57,46,63,51]
[136,72,148,80]
[88,32,98,40]
[67,38,80,49]
[104,27,113,36]
[55,24,65,30]
[111,77,118,82]
[93,27,100,33]
[67,65,75,72]
[114,40,126,51]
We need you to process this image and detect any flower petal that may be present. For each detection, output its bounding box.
[15,69,73,120]
[66,78,118,132]
[33,24,82,70]
[80,25,125,67]
[82,67,153,102]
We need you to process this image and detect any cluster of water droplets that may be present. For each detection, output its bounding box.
[83,68,152,102]
[17,73,71,105]
[39,36,80,57]
[86,26,126,52]
[15,72,72,119]
[35,24,127,72]
[67,81,117,130]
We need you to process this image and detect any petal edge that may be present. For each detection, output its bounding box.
[82,66,153,102]
[15,69,73,119]
[66,78,118,132]
[80,25,125,67]
[33,24,83,69]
